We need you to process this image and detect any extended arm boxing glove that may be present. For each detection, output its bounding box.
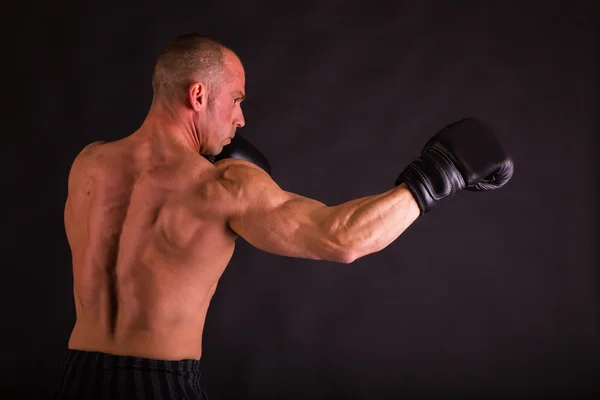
[205,134,272,175]
[395,118,514,215]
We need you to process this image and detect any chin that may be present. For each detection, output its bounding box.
[210,146,225,157]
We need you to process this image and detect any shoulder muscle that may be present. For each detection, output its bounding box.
[67,141,108,193]
[216,159,288,215]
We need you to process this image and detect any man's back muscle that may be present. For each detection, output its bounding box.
[64,138,238,360]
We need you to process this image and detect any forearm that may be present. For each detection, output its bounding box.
[325,183,420,262]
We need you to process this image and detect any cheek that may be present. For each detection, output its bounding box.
[218,104,234,121]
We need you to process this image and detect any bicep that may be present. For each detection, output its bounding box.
[226,165,346,262]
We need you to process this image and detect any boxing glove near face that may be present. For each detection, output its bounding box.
[395,118,514,215]
[205,134,272,175]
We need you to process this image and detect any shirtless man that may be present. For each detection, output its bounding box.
[53,34,513,399]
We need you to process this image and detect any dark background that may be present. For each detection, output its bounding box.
[4,1,599,399]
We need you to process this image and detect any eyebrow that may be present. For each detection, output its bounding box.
[233,91,246,100]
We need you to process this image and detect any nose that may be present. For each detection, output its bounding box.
[235,108,245,128]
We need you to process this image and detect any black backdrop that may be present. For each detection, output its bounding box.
[4,1,599,399]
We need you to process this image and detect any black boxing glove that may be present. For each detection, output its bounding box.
[205,134,272,175]
[395,118,514,215]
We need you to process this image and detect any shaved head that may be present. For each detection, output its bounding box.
[151,34,230,104]
[145,34,246,155]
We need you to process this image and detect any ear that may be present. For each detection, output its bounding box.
[188,82,205,111]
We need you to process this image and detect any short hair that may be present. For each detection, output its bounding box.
[151,34,228,103]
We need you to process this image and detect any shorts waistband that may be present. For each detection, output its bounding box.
[62,349,201,375]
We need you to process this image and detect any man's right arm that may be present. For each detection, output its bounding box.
[222,117,513,264]
[224,161,421,264]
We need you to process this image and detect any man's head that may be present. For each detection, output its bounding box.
[151,34,246,155]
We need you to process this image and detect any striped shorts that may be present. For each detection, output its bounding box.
[52,349,210,399]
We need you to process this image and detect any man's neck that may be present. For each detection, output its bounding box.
[139,102,202,154]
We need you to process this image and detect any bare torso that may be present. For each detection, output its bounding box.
[64,135,239,360]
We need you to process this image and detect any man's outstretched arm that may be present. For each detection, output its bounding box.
[220,117,514,264]
[224,163,420,264]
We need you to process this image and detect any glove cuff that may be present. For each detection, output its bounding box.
[395,148,466,214]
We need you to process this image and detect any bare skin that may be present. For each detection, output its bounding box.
[64,49,421,361]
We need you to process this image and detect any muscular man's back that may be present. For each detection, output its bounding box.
[65,135,237,361]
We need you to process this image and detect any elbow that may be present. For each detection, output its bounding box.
[327,235,361,264]
[321,219,362,264]
[327,229,379,264]
[337,250,359,264]
[324,247,357,264]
